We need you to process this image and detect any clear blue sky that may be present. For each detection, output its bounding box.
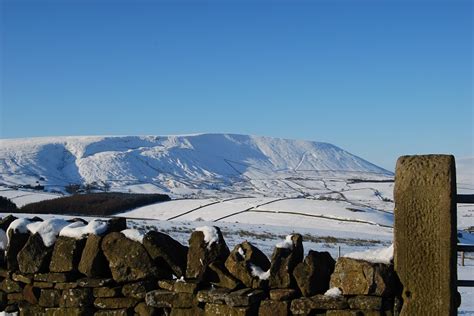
[1,0,472,170]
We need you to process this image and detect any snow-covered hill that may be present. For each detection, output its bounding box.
[0,134,391,197]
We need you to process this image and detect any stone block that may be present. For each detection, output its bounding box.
[34,273,73,283]
[59,288,92,307]
[225,241,270,289]
[204,303,256,316]
[330,258,396,296]
[17,233,53,274]
[134,302,158,316]
[170,307,204,316]
[33,282,54,289]
[224,288,266,307]
[268,234,303,289]
[93,287,122,298]
[11,273,32,284]
[186,227,229,280]
[78,234,110,278]
[44,307,94,316]
[0,278,22,293]
[196,288,230,304]
[102,232,161,283]
[94,309,132,316]
[122,281,153,299]
[269,288,297,301]
[290,295,348,314]
[54,282,79,290]
[94,297,139,309]
[207,261,241,290]
[293,250,335,296]
[22,284,40,304]
[49,237,86,273]
[39,289,62,307]
[77,278,113,288]
[173,280,199,294]
[143,231,188,278]
[394,155,457,316]
[259,299,290,316]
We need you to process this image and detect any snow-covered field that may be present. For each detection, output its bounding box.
[0,134,473,313]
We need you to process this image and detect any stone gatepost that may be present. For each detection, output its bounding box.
[394,155,457,315]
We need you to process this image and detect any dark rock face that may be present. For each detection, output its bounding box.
[173,280,199,294]
[204,303,256,316]
[93,287,122,298]
[106,218,127,233]
[122,281,154,299]
[23,283,41,304]
[224,288,266,307]
[78,234,110,278]
[347,295,392,310]
[185,227,229,280]
[94,297,139,309]
[206,261,240,290]
[142,231,188,278]
[34,272,73,283]
[134,302,157,316]
[269,288,297,301]
[225,241,270,289]
[0,278,21,293]
[144,290,176,308]
[196,288,231,304]
[39,289,61,307]
[290,295,349,314]
[0,215,17,231]
[50,237,86,273]
[17,233,53,274]
[268,234,304,289]
[259,299,290,316]
[101,232,160,283]
[59,288,93,307]
[6,231,30,271]
[293,250,335,296]
[44,307,94,316]
[329,257,397,297]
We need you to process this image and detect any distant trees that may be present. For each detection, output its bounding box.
[19,192,170,216]
[0,196,18,212]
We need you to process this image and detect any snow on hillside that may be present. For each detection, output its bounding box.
[0,134,391,197]
[457,157,474,194]
[457,157,474,231]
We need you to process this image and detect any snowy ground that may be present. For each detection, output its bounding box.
[0,136,472,313]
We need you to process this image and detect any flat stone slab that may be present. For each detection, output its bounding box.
[94,297,139,309]
[145,290,194,309]
[58,288,92,308]
[39,289,62,307]
[259,299,290,316]
[204,303,257,316]
[269,288,297,301]
[224,288,266,307]
[290,295,349,314]
[196,288,231,304]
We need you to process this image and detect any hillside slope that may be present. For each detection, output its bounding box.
[0,134,391,197]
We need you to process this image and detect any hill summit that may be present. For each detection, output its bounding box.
[0,134,391,197]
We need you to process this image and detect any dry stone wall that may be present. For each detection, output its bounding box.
[0,215,402,315]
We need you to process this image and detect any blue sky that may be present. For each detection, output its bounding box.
[1,0,472,170]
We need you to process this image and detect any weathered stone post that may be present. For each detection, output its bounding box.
[394,155,457,315]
